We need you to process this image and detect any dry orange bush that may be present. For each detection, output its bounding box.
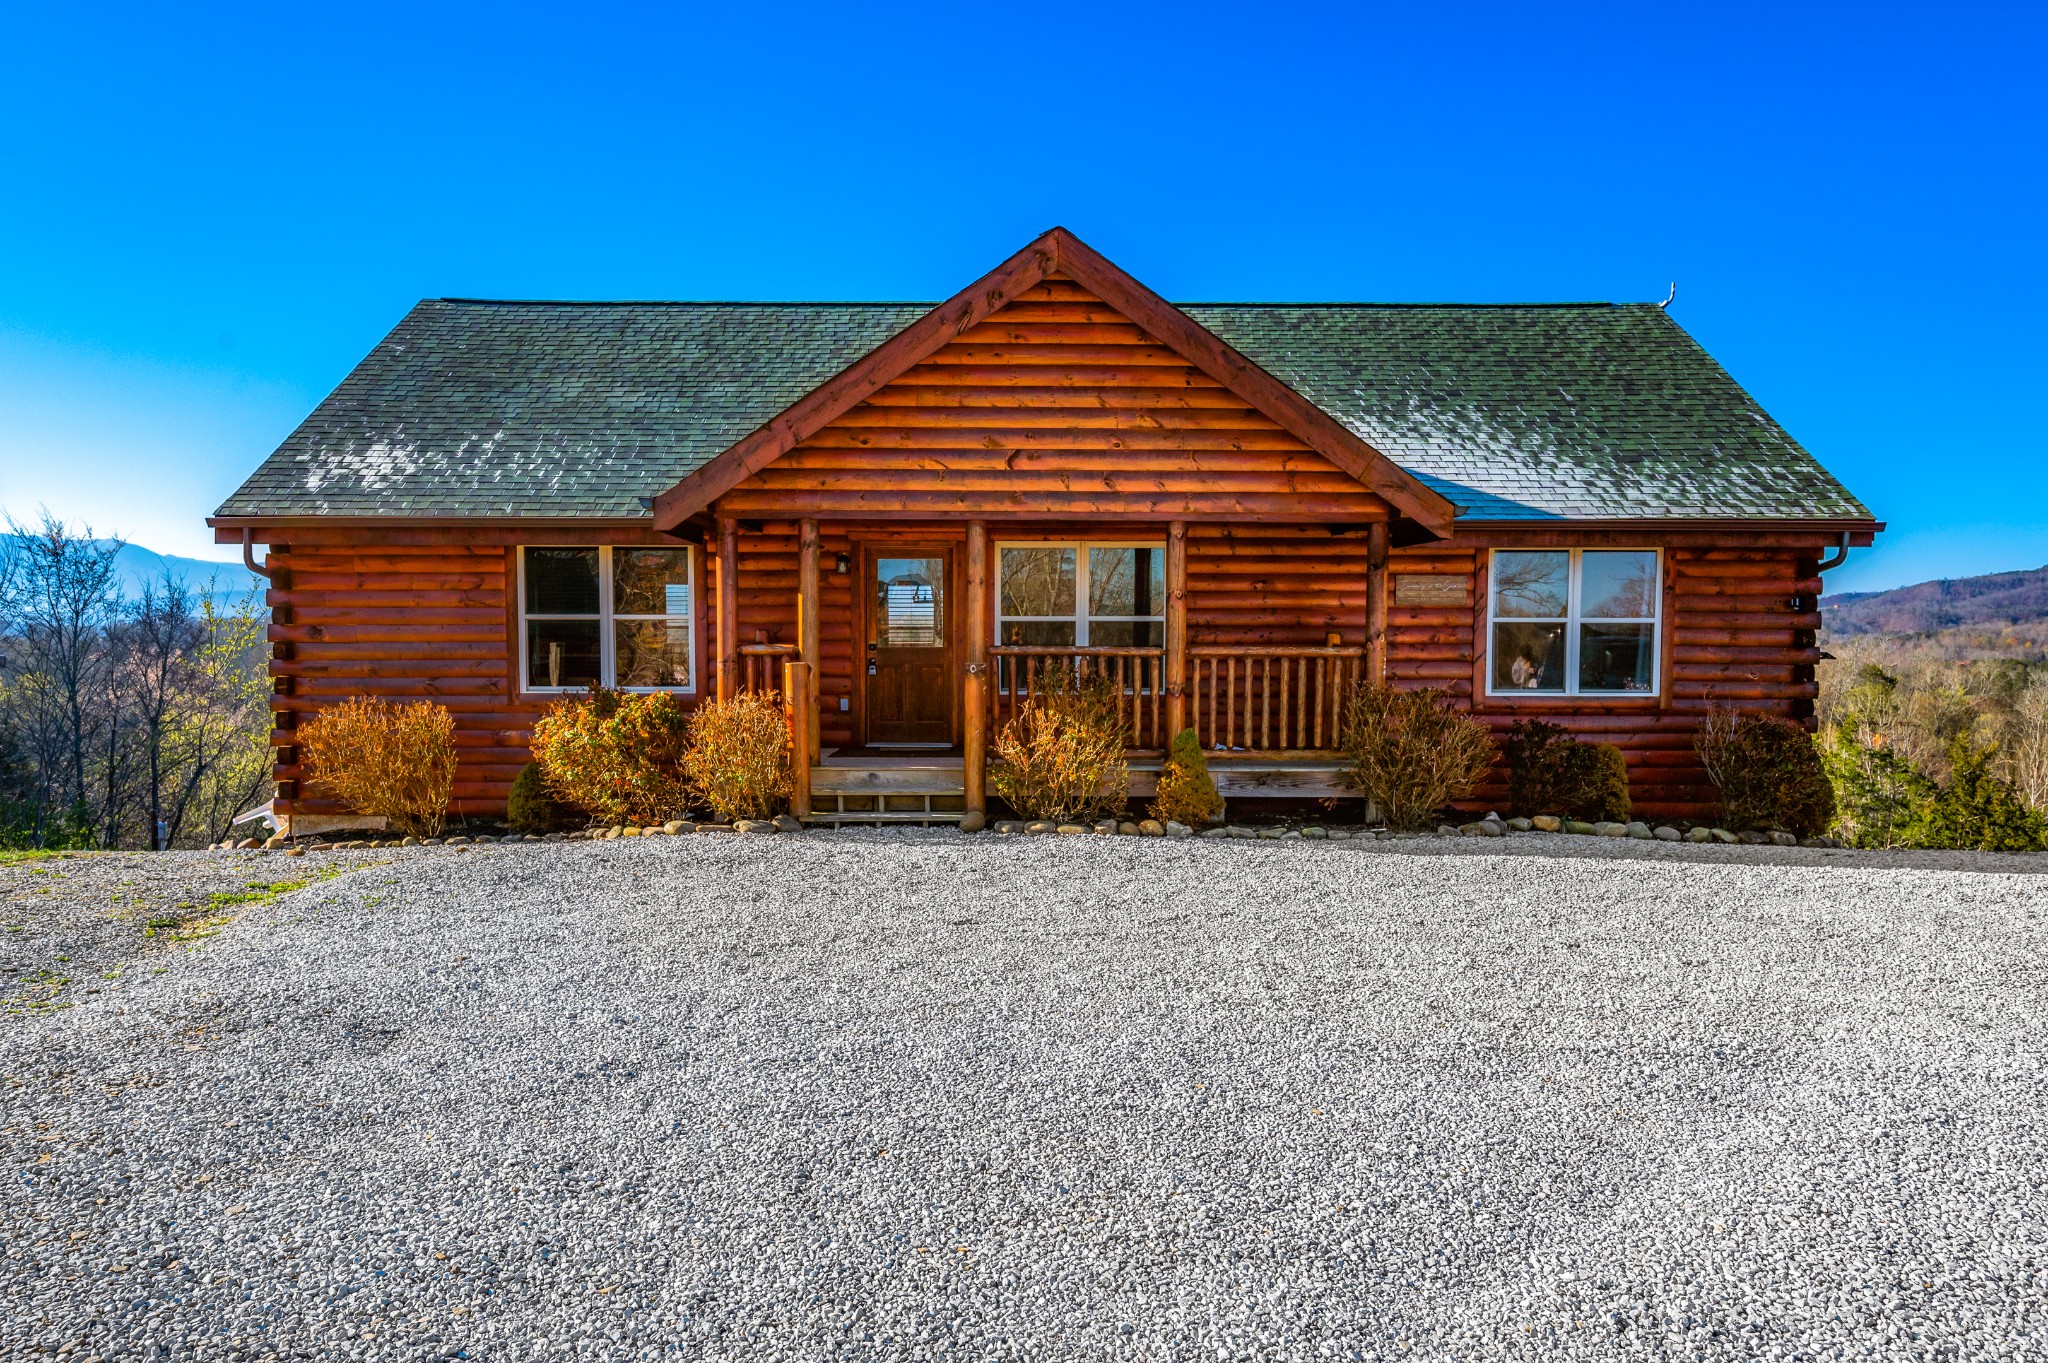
[297,697,458,838]
[680,691,792,824]
[990,667,1130,823]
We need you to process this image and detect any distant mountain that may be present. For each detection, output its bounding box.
[3,536,263,602]
[1821,565,2048,638]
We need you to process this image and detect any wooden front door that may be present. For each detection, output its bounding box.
[861,546,956,746]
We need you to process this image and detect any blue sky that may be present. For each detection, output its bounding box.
[0,2,2039,593]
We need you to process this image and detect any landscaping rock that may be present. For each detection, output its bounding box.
[1199,827,1232,839]
[957,811,986,833]
[1300,826,1326,839]
[1025,820,1058,835]
[1530,815,1562,832]
[1800,835,1835,848]
[1436,824,1459,837]
[1461,821,1503,838]
[1594,822,1627,838]
[1685,827,1713,843]
[1094,819,1120,835]
[1562,820,1596,835]
[772,814,803,833]
[1625,822,1653,840]
[443,836,472,846]
[1769,831,1799,847]
[1257,826,1287,840]
[1139,819,1165,837]
[1165,821,1193,839]
[1653,826,1682,842]
[1711,828,1738,844]
[1055,824,1088,836]
[1737,831,1770,845]
[1226,826,1257,840]
[1507,817,1534,831]
[1118,821,1141,836]
[995,820,1025,835]
[734,819,777,836]
[662,820,694,835]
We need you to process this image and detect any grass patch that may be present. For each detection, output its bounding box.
[142,867,350,945]
[0,849,67,867]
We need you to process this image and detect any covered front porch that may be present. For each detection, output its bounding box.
[705,516,1391,825]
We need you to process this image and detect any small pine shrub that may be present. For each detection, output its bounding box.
[506,761,577,834]
[1694,708,1835,837]
[990,667,1130,823]
[680,691,793,824]
[531,687,693,826]
[1339,683,1494,831]
[1150,727,1224,827]
[1503,720,1631,823]
[1911,736,2048,852]
[297,696,457,838]
[1820,724,1936,848]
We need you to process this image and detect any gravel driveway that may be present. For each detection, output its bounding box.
[5,833,2047,1361]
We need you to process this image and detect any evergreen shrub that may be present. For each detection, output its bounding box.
[1694,708,1835,837]
[1914,736,2048,852]
[506,761,578,834]
[1503,720,1630,823]
[1150,727,1224,827]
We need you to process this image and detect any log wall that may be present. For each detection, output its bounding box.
[713,276,1394,524]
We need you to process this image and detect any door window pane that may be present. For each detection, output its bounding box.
[613,548,693,616]
[1492,551,1569,618]
[1088,546,1162,618]
[1581,551,1658,618]
[1579,623,1656,692]
[876,557,943,647]
[527,619,601,689]
[999,548,1075,618]
[525,548,600,615]
[615,620,693,688]
[1491,621,1568,692]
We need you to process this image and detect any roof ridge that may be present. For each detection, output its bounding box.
[431,298,1633,310]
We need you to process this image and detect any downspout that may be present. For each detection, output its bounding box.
[242,529,272,580]
[1815,532,1850,573]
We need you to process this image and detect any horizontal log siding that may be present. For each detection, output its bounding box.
[1380,543,1818,821]
[713,277,1394,523]
[262,531,715,819]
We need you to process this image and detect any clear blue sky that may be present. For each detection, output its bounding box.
[1,1,2039,593]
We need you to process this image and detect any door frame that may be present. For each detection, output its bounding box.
[853,541,962,749]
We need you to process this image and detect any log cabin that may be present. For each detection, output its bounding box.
[209,227,1880,831]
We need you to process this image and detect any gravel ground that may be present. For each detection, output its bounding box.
[4,832,2047,1361]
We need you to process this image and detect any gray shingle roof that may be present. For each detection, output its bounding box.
[214,298,1872,523]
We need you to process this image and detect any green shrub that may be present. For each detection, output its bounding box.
[990,667,1129,823]
[530,687,692,826]
[1339,683,1494,831]
[1694,708,1835,837]
[506,761,577,834]
[1911,736,2048,852]
[1503,720,1630,823]
[1820,724,1937,848]
[297,696,458,838]
[1150,727,1224,827]
[680,691,793,824]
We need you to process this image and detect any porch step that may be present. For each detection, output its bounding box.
[807,764,966,826]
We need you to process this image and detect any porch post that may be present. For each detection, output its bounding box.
[1366,520,1389,684]
[716,515,738,702]
[1165,520,1188,738]
[963,520,988,818]
[797,517,821,753]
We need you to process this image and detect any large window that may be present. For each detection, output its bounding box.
[520,546,696,692]
[997,542,1164,647]
[1488,549,1660,697]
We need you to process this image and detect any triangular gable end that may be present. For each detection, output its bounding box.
[650,228,1455,535]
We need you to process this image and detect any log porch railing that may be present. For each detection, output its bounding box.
[739,641,800,698]
[985,643,1364,755]
[988,645,1169,751]
[1188,645,1363,753]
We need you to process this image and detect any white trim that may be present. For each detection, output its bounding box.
[517,545,699,695]
[1483,547,1661,698]
[994,539,1166,646]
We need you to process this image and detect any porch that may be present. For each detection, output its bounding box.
[712,517,1386,825]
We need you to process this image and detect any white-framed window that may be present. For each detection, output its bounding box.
[1487,548,1660,697]
[996,541,1165,647]
[519,546,696,693]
